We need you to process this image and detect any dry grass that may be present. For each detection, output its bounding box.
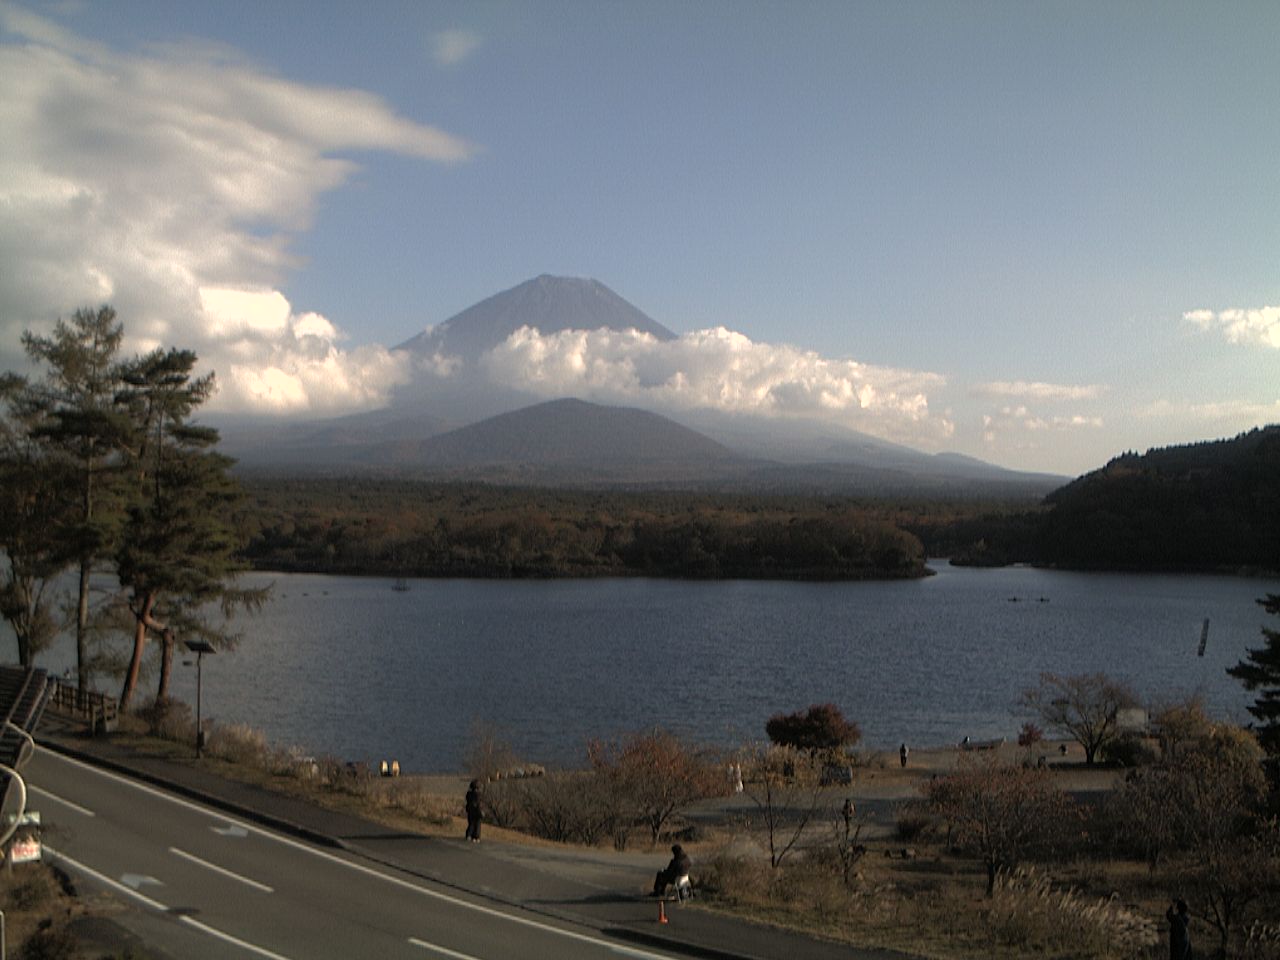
[694,842,1169,960]
[0,864,87,959]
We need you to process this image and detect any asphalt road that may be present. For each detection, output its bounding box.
[28,749,686,960]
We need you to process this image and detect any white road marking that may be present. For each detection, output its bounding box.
[170,846,275,893]
[29,784,95,817]
[45,844,296,960]
[121,873,164,891]
[44,845,168,912]
[40,748,679,959]
[408,937,484,959]
[180,913,296,960]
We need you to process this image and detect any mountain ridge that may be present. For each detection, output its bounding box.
[218,274,1065,493]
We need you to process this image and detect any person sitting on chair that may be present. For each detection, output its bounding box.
[652,844,692,897]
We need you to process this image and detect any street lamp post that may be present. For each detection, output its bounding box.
[183,640,215,758]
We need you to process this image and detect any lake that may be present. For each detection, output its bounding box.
[39,562,1278,773]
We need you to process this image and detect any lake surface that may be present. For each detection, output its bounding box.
[40,562,1278,772]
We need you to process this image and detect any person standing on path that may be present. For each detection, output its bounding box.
[899,743,909,768]
[464,780,482,842]
[1165,899,1191,960]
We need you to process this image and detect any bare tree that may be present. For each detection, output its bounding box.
[587,728,720,846]
[1019,672,1138,765]
[740,743,829,869]
[924,752,1074,895]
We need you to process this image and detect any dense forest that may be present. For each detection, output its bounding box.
[236,479,939,580]
[233,427,1278,580]
[930,427,1280,572]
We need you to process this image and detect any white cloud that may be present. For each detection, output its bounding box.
[979,402,1104,452]
[431,29,481,67]
[971,380,1108,401]
[0,7,473,413]
[196,287,411,413]
[480,325,953,445]
[1184,305,1280,349]
[1138,398,1280,424]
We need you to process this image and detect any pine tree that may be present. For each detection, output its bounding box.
[115,349,266,709]
[0,375,76,665]
[20,306,130,691]
[1227,595,1280,757]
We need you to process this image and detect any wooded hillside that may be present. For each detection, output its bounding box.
[932,427,1280,572]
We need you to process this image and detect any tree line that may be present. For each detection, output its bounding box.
[912,427,1280,571]
[0,307,262,709]
[237,478,930,580]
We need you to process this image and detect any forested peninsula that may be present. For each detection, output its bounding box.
[928,427,1280,573]
[236,479,931,580]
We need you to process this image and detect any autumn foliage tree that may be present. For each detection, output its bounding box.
[765,703,861,752]
[587,729,720,845]
[924,753,1074,895]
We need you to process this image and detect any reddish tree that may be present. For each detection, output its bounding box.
[587,729,720,845]
[765,703,861,752]
[924,753,1074,895]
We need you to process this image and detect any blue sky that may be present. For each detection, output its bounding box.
[1,1,1276,474]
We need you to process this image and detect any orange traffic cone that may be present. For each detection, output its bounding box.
[658,898,668,924]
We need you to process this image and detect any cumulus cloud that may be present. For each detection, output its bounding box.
[0,6,473,413]
[431,28,481,67]
[971,380,1108,401]
[1184,306,1280,349]
[479,325,953,444]
[198,287,411,413]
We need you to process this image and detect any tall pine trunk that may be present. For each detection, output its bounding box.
[76,560,91,693]
[156,629,175,702]
[120,589,156,710]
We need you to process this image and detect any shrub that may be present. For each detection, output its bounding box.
[895,802,934,843]
[510,772,622,845]
[695,852,772,904]
[205,723,272,767]
[136,697,194,742]
[18,925,77,960]
[479,778,524,830]
[1099,733,1157,767]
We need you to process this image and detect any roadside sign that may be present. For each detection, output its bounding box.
[7,812,40,864]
